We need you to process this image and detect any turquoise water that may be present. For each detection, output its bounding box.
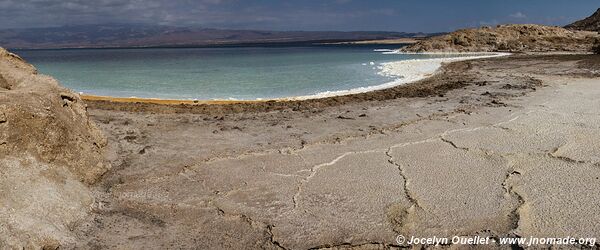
[17,47,453,100]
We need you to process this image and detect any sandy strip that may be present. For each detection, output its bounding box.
[80,94,268,105]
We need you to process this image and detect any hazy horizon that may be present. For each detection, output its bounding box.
[0,0,599,33]
[0,23,430,34]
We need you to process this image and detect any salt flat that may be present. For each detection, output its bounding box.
[74,55,600,249]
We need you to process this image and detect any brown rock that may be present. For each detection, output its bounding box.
[0,73,9,89]
[0,47,110,248]
[565,8,600,32]
[402,24,599,53]
[0,47,109,184]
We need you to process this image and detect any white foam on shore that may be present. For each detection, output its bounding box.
[373,49,395,52]
[287,52,510,101]
[79,52,509,102]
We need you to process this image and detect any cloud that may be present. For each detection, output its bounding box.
[479,19,499,27]
[0,0,238,29]
[334,0,351,4]
[509,12,527,19]
[0,0,581,32]
[0,0,405,31]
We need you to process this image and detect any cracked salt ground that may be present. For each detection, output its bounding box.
[273,152,405,248]
[80,56,600,249]
[387,140,518,236]
[508,155,600,239]
[210,77,599,248]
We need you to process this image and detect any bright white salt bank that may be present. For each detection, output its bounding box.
[292,52,509,100]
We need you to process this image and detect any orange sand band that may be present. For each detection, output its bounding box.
[80,94,279,105]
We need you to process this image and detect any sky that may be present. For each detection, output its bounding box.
[0,0,598,32]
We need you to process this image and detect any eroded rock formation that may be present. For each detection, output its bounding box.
[0,47,110,249]
[565,8,600,32]
[402,24,598,52]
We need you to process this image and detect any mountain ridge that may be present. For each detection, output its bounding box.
[0,24,434,49]
[565,8,600,32]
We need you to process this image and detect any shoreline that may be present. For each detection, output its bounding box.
[80,94,267,105]
[80,52,509,105]
[291,52,509,100]
[321,37,422,45]
[82,53,600,248]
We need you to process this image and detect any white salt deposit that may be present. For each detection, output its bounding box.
[288,52,509,100]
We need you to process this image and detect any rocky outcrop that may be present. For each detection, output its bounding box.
[401,24,598,53]
[0,47,110,249]
[565,8,600,32]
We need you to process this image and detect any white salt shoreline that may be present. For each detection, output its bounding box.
[79,52,510,102]
[287,52,510,101]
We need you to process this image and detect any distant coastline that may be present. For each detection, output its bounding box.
[322,37,423,45]
[9,39,418,51]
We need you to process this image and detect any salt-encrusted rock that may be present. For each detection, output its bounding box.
[402,24,599,53]
[0,47,110,249]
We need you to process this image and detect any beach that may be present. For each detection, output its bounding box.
[75,54,600,248]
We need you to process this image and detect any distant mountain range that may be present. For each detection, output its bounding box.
[0,24,436,49]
